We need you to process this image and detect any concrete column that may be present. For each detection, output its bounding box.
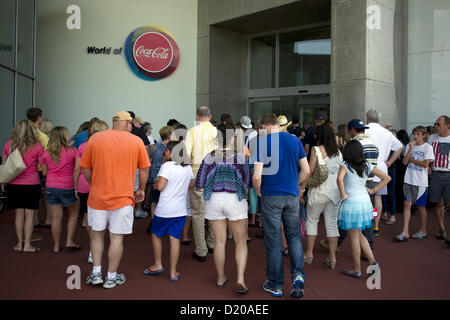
[331,0,407,129]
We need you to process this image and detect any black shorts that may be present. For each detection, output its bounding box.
[5,184,41,210]
[78,192,89,214]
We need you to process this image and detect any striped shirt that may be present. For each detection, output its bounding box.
[353,133,379,181]
[428,134,450,171]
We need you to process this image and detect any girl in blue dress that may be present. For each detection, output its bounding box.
[337,140,391,278]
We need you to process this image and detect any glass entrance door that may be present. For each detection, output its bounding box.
[249,93,329,128]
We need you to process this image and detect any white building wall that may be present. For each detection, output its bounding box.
[36,0,198,136]
[408,0,450,132]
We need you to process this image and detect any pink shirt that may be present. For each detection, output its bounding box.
[2,141,43,185]
[77,142,90,193]
[40,147,80,189]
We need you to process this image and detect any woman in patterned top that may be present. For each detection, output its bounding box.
[195,123,251,294]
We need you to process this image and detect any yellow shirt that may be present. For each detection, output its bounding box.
[36,128,49,172]
[37,128,49,149]
[184,121,217,177]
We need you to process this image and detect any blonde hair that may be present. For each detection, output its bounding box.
[10,120,40,153]
[47,126,70,163]
[88,120,109,138]
[159,126,173,141]
[39,118,53,135]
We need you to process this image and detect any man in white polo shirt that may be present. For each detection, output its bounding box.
[365,109,404,237]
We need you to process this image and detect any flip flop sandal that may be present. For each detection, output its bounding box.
[216,277,228,289]
[393,235,408,242]
[23,247,40,254]
[144,267,165,275]
[235,284,249,294]
[411,232,428,240]
[169,273,181,282]
[385,219,396,225]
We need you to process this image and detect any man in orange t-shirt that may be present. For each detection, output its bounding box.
[80,111,150,289]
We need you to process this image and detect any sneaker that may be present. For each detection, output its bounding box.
[103,273,126,289]
[86,272,103,286]
[134,210,148,218]
[373,227,380,237]
[263,280,283,297]
[290,274,305,299]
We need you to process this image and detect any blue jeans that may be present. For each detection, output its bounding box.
[261,195,305,289]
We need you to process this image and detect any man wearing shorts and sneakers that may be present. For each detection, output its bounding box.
[80,111,150,288]
[365,109,404,237]
[428,115,450,243]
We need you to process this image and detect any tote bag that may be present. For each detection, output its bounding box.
[0,148,27,184]
[307,146,328,188]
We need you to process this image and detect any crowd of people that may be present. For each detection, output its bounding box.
[1,106,449,298]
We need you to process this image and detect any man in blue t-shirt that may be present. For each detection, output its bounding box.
[252,113,310,299]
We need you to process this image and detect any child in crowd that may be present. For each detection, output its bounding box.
[144,141,194,282]
[40,127,80,253]
[394,126,434,242]
[337,140,391,278]
[74,120,109,263]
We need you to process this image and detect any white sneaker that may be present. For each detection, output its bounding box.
[103,273,126,289]
[86,272,103,286]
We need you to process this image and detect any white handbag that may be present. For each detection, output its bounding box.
[0,148,27,184]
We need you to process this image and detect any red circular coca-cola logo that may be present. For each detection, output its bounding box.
[133,32,174,73]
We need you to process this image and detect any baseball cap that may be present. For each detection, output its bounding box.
[113,111,133,121]
[135,116,145,125]
[315,112,327,121]
[240,116,252,129]
[347,119,369,130]
[278,115,292,127]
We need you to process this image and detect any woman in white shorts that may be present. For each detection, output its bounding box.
[300,125,342,269]
[195,123,251,294]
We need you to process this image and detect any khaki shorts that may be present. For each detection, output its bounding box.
[88,205,134,234]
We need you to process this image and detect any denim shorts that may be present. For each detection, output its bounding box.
[45,188,78,207]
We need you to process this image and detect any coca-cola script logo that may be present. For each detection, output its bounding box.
[125,26,180,80]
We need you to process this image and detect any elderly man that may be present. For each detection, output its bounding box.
[184,106,217,262]
[365,109,404,237]
[428,115,450,243]
[252,113,310,299]
[81,111,150,289]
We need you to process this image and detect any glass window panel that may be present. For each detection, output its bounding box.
[0,67,15,150]
[279,27,331,87]
[18,0,34,76]
[251,35,276,89]
[250,99,280,122]
[0,0,16,68]
[16,74,33,122]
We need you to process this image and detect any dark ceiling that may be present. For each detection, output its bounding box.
[211,0,331,35]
